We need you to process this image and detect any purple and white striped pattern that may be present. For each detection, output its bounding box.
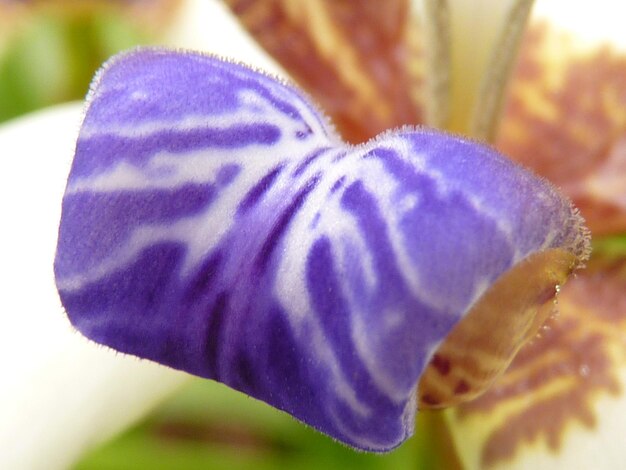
[54,48,587,451]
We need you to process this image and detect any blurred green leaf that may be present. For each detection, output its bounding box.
[75,378,460,470]
[593,234,626,258]
[0,11,147,123]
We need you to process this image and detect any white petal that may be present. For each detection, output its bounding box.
[164,0,287,77]
[533,0,626,49]
[0,104,189,470]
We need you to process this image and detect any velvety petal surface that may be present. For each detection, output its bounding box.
[55,48,587,451]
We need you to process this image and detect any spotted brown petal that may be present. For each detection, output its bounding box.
[446,251,626,469]
[497,19,626,236]
[223,0,425,143]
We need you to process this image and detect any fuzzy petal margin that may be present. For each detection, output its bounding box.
[54,48,589,451]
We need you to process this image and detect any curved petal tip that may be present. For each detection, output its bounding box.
[54,48,589,451]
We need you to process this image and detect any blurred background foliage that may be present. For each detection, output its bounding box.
[0,0,179,122]
[76,379,456,470]
[0,2,456,468]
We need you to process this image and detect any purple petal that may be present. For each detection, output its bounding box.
[54,48,588,451]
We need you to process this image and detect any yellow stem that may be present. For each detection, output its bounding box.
[471,0,534,141]
[415,0,535,140]
[412,0,451,130]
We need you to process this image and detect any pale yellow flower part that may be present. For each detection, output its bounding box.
[445,0,533,139]
[426,0,626,141]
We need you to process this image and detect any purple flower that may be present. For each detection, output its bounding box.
[54,48,588,451]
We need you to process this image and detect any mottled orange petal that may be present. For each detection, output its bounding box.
[446,253,626,469]
[224,0,425,143]
[497,21,626,235]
